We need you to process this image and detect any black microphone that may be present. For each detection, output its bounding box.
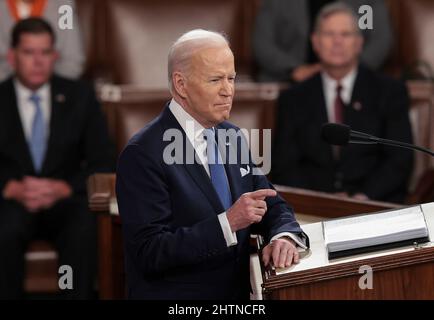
[321,123,434,157]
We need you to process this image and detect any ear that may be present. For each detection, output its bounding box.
[311,33,320,54]
[173,71,188,99]
[52,50,59,62]
[356,34,364,53]
[7,49,16,70]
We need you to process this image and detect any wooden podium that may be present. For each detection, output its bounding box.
[87,173,406,299]
[260,202,434,300]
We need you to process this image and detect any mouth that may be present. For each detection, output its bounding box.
[330,51,346,56]
[215,103,232,109]
[30,72,47,78]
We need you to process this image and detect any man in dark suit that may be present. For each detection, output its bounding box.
[272,3,413,203]
[116,29,309,300]
[0,18,113,299]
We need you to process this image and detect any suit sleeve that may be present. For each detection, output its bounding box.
[66,84,114,195]
[0,155,23,202]
[116,144,231,276]
[361,81,414,200]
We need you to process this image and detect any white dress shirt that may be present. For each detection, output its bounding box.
[14,79,51,143]
[169,99,307,250]
[321,68,357,123]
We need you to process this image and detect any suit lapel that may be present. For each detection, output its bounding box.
[343,65,367,160]
[348,65,367,120]
[161,106,225,213]
[41,76,69,174]
[183,156,225,213]
[216,124,244,204]
[314,75,334,163]
[5,79,36,173]
[218,124,250,246]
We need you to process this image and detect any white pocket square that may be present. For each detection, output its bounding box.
[240,165,250,177]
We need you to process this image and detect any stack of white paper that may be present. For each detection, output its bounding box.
[323,206,429,258]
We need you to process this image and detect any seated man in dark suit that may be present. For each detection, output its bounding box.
[0,18,113,299]
[116,29,309,300]
[272,2,413,203]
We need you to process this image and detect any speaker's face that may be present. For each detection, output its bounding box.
[180,45,236,128]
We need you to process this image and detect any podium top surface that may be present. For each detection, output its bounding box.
[272,202,434,277]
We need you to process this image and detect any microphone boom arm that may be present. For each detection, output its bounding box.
[321,123,434,157]
[377,137,434,156]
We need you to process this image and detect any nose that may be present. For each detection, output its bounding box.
[335,35,344,43]
[34,52,45,66]
[220,78,234,97]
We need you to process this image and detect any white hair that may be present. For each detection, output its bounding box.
[167,29,229,94]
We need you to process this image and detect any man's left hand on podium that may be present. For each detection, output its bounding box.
[262,237,300,269]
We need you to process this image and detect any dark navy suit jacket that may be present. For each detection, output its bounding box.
[116,104,308,299]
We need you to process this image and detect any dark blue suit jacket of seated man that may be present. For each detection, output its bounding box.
[116,103,309,300]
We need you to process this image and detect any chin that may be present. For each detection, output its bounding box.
[222,110,231,121]
[324,61,347,69]
[27,77,49,88]
[213,115,228,125]
[328,56,351,65]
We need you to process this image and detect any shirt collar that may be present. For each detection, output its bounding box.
[14,78,50,104]
[321,67,357,94]
[168,99,207,143]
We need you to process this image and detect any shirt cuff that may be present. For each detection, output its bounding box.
[270,232,308,250]
[218,212,238,247]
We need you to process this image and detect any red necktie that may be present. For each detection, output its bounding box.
[334,84,344,123]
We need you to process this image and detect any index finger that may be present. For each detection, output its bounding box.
[249,189,277,200]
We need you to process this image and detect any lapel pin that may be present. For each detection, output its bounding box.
[55,94,65,103]
[353,101,362,111]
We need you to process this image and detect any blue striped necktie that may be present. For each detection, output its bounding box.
[29,93,46,172]
[204,128,232,210]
